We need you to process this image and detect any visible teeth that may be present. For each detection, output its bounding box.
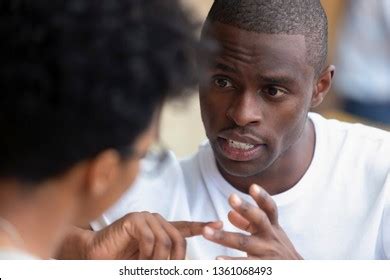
[228,139,255,150]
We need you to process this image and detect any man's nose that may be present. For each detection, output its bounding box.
[226,91,262,127]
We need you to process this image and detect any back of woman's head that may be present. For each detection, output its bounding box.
[0,0,198,183]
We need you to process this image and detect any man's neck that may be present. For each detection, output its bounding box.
[219,119,316,195]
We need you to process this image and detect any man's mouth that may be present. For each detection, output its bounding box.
[227,139,255,150]
[217,137,265,161]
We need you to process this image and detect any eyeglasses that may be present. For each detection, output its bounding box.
[142,142,170,178]
[118,141,170,178]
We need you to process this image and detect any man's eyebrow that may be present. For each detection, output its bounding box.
[258,74,295,85]
[212,62,238,73]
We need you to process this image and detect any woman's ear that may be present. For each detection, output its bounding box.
[311,65,335,108]
[73,149,123,224]
[85,149,122,199]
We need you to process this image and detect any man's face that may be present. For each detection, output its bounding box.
[199,22,316,178]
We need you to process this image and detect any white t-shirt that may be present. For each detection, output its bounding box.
[0,248,37,260]
[92,113,390,259]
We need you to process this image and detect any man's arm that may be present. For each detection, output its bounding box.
[56,212,222,260]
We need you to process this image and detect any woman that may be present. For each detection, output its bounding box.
[0,0,218,259]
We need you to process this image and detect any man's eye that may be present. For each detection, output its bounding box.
[214,78,233,88]
[263,86,287,97]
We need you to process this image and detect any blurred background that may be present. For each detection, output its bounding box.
[160,0,390,158]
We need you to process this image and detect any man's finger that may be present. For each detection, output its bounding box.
[249,184,278,225]
[202,227,261,254]
[228,194,271,235]
[227,210,256,234]
[171,220,223,238]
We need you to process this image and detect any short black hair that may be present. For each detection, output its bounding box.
[205,0,328,74]
[0,0,198,183]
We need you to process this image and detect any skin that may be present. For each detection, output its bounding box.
[203,184,302,260]
[60,214,222,260]
[199,22,335,259]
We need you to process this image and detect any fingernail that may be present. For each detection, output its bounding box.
[216,256,225,260]
[230,194,242,207]
[203,226,215,237]
[251,184,261,194]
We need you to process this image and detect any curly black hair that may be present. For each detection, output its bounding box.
[0,0,198,183]
[205,0,328,74]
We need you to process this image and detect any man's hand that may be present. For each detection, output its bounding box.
[202,184,302,260]
[57,212,222,260]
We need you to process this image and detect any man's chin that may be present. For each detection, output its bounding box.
[215,157,267,178]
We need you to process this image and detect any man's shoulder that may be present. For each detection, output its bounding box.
[311,112,389,144]
[311,113,389,177]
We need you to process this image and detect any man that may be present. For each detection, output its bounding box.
[0,0,221,260]
[81,0,389,259]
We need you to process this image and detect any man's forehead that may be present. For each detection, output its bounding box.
[211,23,304,49]
[201,23,313,82]
[200,22,314,80]
[203,22,307,61]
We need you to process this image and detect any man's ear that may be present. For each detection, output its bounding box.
[311,65,335,108]
[85,149,122,198]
